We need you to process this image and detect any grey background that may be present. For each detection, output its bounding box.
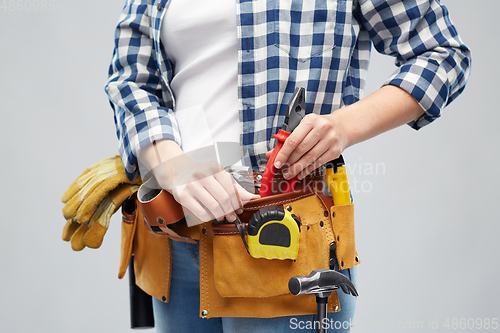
[0,0,498,332]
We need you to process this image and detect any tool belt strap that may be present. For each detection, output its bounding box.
[138,170,327,242]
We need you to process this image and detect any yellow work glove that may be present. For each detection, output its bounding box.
[62,183,140,250]
[61,156,141,224]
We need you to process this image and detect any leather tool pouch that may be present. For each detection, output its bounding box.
[212,191,329,298]
[200,182,360,318]
[131,174,360,318]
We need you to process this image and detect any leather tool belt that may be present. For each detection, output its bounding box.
[136,169,360,318]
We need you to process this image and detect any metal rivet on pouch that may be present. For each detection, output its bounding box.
[319,221,324,227]
[332,211,335,218]
[202,228,207,235]
[157,3,162,10]
[158,217,164,224]
[162,296,166,302]
[286,205,292,212]
[333,305,339,312]
[307,225,310,230]
[341,261,344,267]
[323,211,329,217]
[355,256,359,262]
[256,174,263,182]
[202,310,208,317]
[337,235,340,241]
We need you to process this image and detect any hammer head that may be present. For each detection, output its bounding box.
[288,268,359,297]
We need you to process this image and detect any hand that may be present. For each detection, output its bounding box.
[269,85,426,181]
[140,140,255,223]
[270,113,347,181]
[160,157,253,223]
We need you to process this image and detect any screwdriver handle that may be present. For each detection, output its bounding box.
[325,155,351,205]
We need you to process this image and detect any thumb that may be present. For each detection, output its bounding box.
[234,181,259,204]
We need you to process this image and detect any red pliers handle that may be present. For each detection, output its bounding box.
[260,130,297,197]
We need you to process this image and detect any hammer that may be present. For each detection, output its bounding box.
[289,269,358,333]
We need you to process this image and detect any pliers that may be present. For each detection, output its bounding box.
[260,87,306,197]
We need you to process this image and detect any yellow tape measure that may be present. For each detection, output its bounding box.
[247,206,301,260]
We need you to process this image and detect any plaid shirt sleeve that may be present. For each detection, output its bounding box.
[358,0,471,130]
[105,0,181,180]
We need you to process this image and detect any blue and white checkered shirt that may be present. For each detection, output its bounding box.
[105,0,471,180]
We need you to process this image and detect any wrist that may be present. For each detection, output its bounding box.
[138,139,184,189]
[327,107,355,151]
[139,140,183,170]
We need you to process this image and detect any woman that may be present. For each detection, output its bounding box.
[105,0,470,331]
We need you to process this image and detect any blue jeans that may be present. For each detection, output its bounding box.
[153,240,357,333]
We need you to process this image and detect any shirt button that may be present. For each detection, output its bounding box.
[157,3,162,11]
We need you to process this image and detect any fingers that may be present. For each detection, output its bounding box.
[273,119,314,169]
[214,170,242,216]
[265,148,274,159]
[176,193,214,222]
[274,114,343,180]
[234,181,259,203]
[176,170,244,223]
[294,150,331,180]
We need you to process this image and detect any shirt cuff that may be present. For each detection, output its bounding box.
[120,107,182,180]
[384,57,448,130]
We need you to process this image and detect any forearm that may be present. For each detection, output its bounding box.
[139,139,184,172]
[331,85,425,149]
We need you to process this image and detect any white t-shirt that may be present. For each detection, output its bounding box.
[160,0,240,154]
